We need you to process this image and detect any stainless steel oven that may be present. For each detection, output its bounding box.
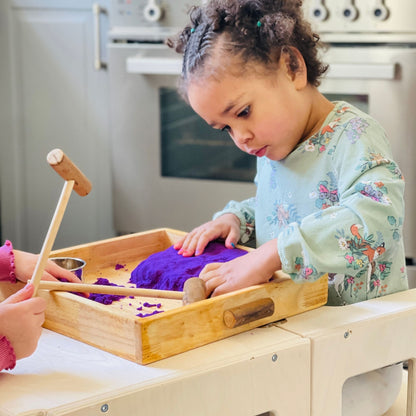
[106,0,416,282]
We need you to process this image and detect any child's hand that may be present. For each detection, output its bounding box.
[199,239,282,296]
[0,283,46,359]
[174,213,241,256]
[14,250,82,284]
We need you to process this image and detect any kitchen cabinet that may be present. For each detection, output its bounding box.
[0,0,115,252]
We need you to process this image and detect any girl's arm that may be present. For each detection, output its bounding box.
[175,197,257,256]
[212,197,256,245]
[278,119,407,301]
[0,240,82,284]
[200,238,281,297]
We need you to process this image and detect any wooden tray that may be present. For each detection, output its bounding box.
[0,228,328,364]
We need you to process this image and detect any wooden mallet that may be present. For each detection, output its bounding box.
[30,149,92,297]
[30,149,207,304]
[37,276,207,305]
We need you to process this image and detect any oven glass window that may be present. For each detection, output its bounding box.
[160,88,256,182]
[324,94,369,114]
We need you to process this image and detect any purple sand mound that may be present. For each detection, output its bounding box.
[129,241,247,291]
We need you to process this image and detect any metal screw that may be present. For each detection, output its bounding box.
[272,354,278,362]
[344,331,350,339]
[101,404,109,413]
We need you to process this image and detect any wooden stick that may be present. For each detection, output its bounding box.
[38,281,184,300]
[30,180,75,296]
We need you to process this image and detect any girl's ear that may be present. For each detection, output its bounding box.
[281,47,308,90]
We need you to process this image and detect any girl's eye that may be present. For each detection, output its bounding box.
[221,125,231,132]
[238,106,250,118]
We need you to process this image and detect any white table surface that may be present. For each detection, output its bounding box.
[0,324,309,416]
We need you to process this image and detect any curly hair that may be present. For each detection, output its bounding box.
[166,0,328,100]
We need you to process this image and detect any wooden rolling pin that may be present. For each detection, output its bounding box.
[38,277,207,304]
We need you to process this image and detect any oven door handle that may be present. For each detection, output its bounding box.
[92,3,108,71]
[126,55,182,75]
[326,63,397,80]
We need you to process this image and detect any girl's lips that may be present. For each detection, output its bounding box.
[252,146,267,157]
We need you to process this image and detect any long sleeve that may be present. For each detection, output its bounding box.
[275,104,407,304]
[0,336,16,371]
[0,241,17,283]
[0,241,17,370]
[279,134,405,276]
[253,102,407,305]
[213,197,256,243]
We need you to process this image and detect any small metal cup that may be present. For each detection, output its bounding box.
[50,257,86,280]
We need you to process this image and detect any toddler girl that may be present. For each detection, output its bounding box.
[168,0,408,305]
[168,1,408,414]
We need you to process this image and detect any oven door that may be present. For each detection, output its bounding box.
[108,43,256,235]
[319,45,416,275]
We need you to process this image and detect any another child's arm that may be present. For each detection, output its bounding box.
[0,283,46,370]
[0,241,81,284]
[0,240,79,371]
[13,250,81,283]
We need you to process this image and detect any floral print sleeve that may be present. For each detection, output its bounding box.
[212,164,260,243]
[213,197,256,244]
[275,102,408,305]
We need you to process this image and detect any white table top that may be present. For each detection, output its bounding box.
[276,288,416,337]
[0,324,304,415]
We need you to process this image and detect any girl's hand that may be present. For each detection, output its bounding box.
[0,283,46,359]
[174,213,241,257]
[13,250,82,284]
[199,239,282,297]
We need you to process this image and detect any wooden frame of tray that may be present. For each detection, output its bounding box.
[0,228,328,364]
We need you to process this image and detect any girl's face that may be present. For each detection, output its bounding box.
[187,54,317,161]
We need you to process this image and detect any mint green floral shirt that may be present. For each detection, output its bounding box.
[214,102,408,306]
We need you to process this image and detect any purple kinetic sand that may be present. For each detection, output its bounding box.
[129,241,247,291]
[87,278,126,305]
[137,310,163,318]
[143,302,161,308]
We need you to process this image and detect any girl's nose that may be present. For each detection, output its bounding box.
[232,128,253,147]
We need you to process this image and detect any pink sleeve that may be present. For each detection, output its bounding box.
[0,241,18,371]
[0,241,17,283]
[0,336,16,371]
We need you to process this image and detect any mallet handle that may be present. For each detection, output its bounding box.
[30,180,75,296]
[38,281,184,300]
